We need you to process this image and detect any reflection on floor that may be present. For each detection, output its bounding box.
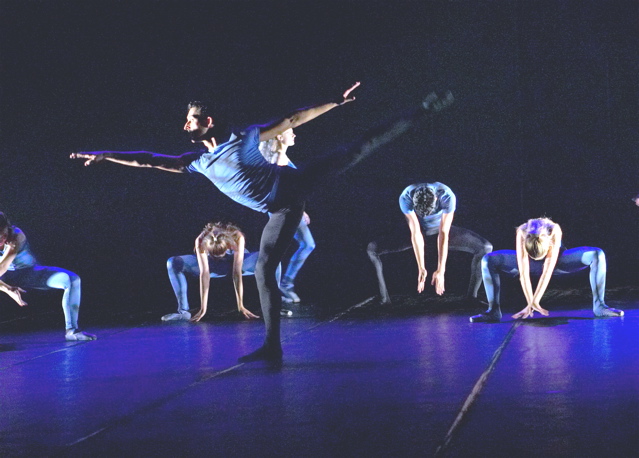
[1,287,638,457]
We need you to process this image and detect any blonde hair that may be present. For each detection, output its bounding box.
[258,138,280,164]
[519,218,555,260]
[197,222,243,257]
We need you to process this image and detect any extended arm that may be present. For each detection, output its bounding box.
[531,225,562,305]
[405,211,427,293]
[513,226,562,318]
[231,235,259,320]
[431,211,454,295]
[69,151,200,173]
[259,82,360,142]
[190,236,211,323]
[0,280,27,306]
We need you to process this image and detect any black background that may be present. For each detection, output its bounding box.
[1,1,637,315]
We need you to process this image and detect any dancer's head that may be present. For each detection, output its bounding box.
[259,129,296,164]
[412,186,437,217]
[185,101,215,142]
[0,212,13,246]
[522,218,553,260]
[198,222,242,258]
[633,193,639,207]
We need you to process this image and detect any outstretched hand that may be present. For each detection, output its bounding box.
[512,303,549,319]
[338,82,361,105]
[70,152,105,166]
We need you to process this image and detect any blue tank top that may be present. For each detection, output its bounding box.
[186,126,280,213]
[0,227,37,271]
[399,182,456,236]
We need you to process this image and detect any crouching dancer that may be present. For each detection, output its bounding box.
[163,221,291,322]
[0,212,96,341]
[470,217,623,322]
[368,182,492,303]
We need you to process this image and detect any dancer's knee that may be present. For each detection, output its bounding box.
[299,239,316,254]
[166,256,184,273]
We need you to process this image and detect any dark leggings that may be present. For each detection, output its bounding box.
[257,104,439,349]
[367,226,493,302]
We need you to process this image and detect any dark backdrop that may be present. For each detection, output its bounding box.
[1,1,637,314]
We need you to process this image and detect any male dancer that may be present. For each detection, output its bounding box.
[367,182,492,304]
[72,85,453,362]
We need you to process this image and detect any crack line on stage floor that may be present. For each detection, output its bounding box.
[434,320,523,457]
[64,296,378,448]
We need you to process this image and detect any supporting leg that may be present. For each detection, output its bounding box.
[239,204,304,363]
[281,223,316,303]
[163,255,201,321]
[367,241,412,304]
[555,247,623,317]
[447,226,493,299]
[470,251,518,323]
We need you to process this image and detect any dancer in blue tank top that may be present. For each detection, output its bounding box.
[72,84,454,362]
[0,212,96,341]
[368,182,492,304]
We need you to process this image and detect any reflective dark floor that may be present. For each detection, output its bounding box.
[1,287,638,457]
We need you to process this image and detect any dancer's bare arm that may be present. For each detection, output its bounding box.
[0,235,20,278]
[405,211,427,293]
[191,236,211,323]
[70,151,201,173]
[513,225,562,318]
[231,235,259,320]
[259,82,360,142]
[431,211,454,295]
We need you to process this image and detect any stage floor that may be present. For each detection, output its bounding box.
[1,288,638,457]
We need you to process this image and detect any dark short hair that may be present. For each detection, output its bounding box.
[187,101,211,120]
[412,186,437,217]
[0,212,10,231]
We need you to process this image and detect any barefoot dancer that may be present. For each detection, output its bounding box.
[470,217,623,322]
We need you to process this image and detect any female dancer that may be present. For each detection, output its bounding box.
[0,212,96,340]
[164,222,267,323]
[259,129,316,303]
[470,217,624,322]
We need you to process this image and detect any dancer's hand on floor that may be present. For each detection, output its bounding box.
[239,306,260,320]
[513,302,549,319]
[190,308,206,323]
